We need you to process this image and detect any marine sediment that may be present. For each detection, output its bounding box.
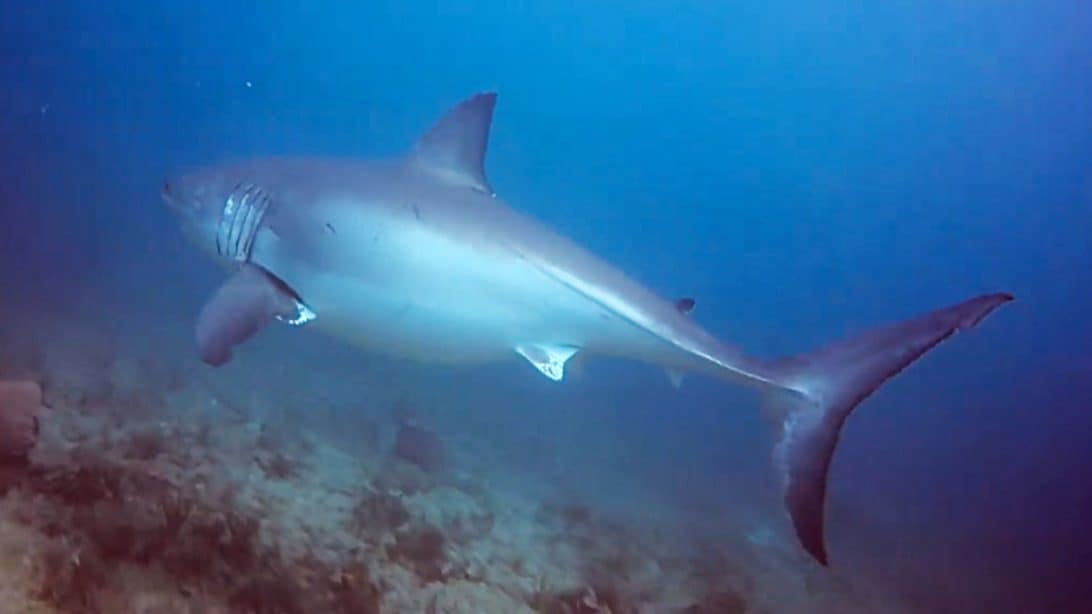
[0,314,907,613]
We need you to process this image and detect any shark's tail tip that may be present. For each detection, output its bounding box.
[953,292,1014,330]
[468,91,498,105]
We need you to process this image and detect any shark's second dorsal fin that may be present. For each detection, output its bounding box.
[411,92,497,194]
[675,297,696,314]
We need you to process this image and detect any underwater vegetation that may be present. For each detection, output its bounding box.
[7,410,381,613]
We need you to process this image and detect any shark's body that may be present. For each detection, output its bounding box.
[164,93,1011,565]
[213,157,761,382]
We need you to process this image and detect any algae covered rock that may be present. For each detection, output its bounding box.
[394,421,447,472]
[0,380,42,460]
[408,486,494,543]
[427,580,535,614]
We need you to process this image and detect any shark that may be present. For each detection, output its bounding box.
[161,92,1012,565]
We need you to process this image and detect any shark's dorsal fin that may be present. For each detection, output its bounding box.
[411,92,497,194]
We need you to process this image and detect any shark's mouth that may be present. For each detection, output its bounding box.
[216,183,271,262]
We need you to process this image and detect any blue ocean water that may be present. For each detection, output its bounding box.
[0,1,1089,611]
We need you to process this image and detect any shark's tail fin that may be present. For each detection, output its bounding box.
[764,292,1012,565]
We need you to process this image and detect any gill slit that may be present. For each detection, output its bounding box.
[217,183,270,263]
[233,185,257,257]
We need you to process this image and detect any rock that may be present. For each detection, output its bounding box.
[682,588,749,614]
[409,487,493,543]
[394,423,446,472]
[426,580,535,614]
[390,526,448,582]
[374,460,437,495]
[42,361,113,409]
[0,380,42,460]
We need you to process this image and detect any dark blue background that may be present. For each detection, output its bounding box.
[2,1,1089,609]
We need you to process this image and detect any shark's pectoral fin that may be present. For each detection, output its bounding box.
[515,344,581,381]
[195,264,315,367]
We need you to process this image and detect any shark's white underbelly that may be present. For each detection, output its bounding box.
[251,211,631,363]
[297,273,593,362]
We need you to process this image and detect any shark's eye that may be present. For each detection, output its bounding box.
[161,180,171,196]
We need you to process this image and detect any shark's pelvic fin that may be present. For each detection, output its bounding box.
[675,297,696,314]
[195,264,314,367]
[412,92,497,194]
[766,292,1012,565]
[516,343,581,381]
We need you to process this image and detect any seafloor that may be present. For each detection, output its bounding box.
[0,297,917,614]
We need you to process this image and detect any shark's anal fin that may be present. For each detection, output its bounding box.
[195,264,315,367]
[665,369,685,388]
[515,344,581,381]
[665,298,695,387]
[412,92,497,194]
[768,292,1013,565]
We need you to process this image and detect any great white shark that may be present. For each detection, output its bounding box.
[162,92,1011,565]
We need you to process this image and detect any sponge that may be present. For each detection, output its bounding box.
[0,380,42,460]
